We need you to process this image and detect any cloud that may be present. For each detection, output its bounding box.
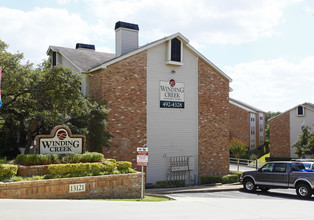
[0,7,91,64]
[226,56,314,112]
[86,0,300,45]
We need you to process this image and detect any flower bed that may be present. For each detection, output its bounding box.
[0,154,142,199]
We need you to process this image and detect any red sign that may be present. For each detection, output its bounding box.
[137,147,148,167]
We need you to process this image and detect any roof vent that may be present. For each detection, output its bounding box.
[76,43,95,50]
[115,21,139,57]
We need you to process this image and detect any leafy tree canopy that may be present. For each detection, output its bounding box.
[0,40,110,158]
[230,137,249,159]
[293,126,314,158]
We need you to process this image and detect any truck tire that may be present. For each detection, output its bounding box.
[296,183,312,199]
[243,178,256,192]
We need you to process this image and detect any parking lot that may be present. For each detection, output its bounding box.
[1,189,313,220]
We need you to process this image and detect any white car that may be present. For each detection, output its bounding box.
[302,162,314,170]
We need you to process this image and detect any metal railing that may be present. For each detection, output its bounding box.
[229,157,265,169]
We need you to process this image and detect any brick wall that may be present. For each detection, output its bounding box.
[0,173,142,199]
[89,51,147,168]
[17,165,50,177]
[198,59,230,177]
[90,50,230,179]
[229,103,250,146]
[269,112,290,158]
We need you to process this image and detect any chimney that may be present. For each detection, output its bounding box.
[115,21,139,57]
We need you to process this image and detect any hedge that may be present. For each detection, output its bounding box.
[0,164,18,179]
[200,176,222,184]
[48,161,135,176]
[15,152,104,166]
[222,174,239,184]
[201,173,241,185]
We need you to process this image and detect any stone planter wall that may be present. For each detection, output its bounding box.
[0,173,142,199]
[17,165,50,177]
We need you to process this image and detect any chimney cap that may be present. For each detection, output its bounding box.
[76,43,95,50]
[115,21,139,31]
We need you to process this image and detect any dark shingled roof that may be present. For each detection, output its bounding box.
[48,46,115,72]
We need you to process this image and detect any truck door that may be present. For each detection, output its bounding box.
[271,163,289,187]
[254,163,288,187]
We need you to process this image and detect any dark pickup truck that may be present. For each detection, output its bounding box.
[240,161,314,199]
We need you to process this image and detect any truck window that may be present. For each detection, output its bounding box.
[261,163,274,172]
[273,163,287,173]
[303,163,311,169]
[291,163,305,171]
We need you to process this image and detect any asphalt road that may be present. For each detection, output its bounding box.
[1,189,313,220]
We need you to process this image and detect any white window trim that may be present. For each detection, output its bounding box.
[296,106,304,117]
[167,39,183,66]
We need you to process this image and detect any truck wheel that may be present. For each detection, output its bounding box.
[296,183,312,199]
[243,178,256,192]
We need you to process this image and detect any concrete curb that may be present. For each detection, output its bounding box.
[145,183,243,195]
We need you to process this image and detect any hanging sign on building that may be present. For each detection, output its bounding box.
[160,79,184,109]
[137,147,148,167]
[35,125,86,155]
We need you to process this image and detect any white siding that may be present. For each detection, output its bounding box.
[115,28,138,56]
[146,42,198,184]
[289,107,314,158]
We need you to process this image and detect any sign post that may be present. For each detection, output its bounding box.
[137,147,148,200]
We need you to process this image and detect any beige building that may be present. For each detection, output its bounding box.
[270,103,314,158]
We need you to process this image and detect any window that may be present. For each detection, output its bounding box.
[52,52,57,66]
[291,163,305,172]
[262,163,274,172]
[167,38,183,65]
[297,105,304,116]
[171,38,181,62]
[273,163,287,173]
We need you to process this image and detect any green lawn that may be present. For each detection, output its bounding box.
[249,153,269,168]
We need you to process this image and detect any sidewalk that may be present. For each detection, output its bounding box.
[145,183,243,195]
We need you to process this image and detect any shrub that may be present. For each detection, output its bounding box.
[49,164,70,175]
[229,171,242,178]
[222,174,239,184]
[107,159,116,163]
[15,152,105,165]
[87,152,104,162]
[61,154,81,163]
[91,163,105,173]
[116,161,132,170]
[112,170,120,174]
[119,168,137,174]
[200,176,222,184]
[103,161,116,172]
[0,164,18,179]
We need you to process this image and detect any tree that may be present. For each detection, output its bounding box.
[230,137,249,171]
[293,126,314,158]
[0,40,110,157]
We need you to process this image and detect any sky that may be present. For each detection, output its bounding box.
[0,0,313,112]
